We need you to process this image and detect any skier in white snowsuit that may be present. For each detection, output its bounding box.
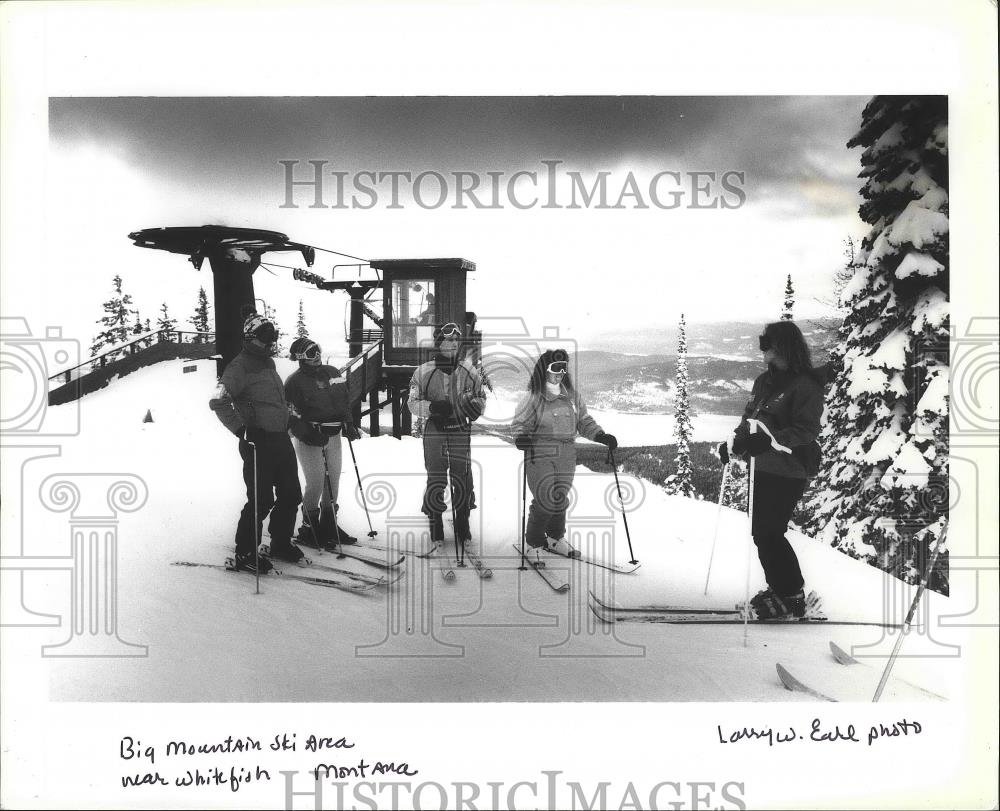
[512,349,617,561]
[407,323,487,545]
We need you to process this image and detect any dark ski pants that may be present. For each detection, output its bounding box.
[524,442,576,548]
[751,470,807,596]
[235,432,302,557]
[422,423,474,521]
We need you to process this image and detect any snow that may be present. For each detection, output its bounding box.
[895,251,944,280]
[881,440,933,489]
[911,287,949,333]
[20,359,956,704]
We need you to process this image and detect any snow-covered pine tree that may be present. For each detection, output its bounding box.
[156,302,177,341]
[296,299,308,339]
[720,457,749,511]
[132,309,146,342]
[802,96,949,592]
[90,275,135,363]
[664,314,696,498]
[189,287,211,344]
[781,274,795,320]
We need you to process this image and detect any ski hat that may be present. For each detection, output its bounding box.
[433,322,462,348]
[242,313,277,344]
[289,337,321,363]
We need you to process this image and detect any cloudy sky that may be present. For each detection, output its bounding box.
[39,96,868,358]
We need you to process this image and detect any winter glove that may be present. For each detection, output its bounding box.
[717,441,730,465]
[343,423,361,441]
[594,432,618,451]
[429,401,454,417]
[514,435,533,452]
[745,431,772,456]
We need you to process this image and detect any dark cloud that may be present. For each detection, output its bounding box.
[50,96,869,217]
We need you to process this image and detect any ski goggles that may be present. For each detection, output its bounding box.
[546,360,569,374]
[291,341,322,361]
[437,323,462,339]
[758,334,773,352]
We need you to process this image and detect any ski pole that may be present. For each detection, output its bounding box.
[323,445,344,559]
[743,453,756,648]
[250,437,260,595]
[519,453,528,569]
[703,462,730,595]
[607,447,638,565]
[445,442,465,567]
[872,523,947,702]
[346,434,377,538]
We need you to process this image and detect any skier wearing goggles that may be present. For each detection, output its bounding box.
[284,337,362,551]
[720,320,826,619]
[209,309,304,573]
[407,322,487,547]
[512,348,617,560]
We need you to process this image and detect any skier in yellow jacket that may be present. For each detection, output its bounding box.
[512,348,617,561]
[408,323,487,547]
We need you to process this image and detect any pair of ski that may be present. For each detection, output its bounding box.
[426,543,493,581]
[514,544,643,593]
[776,642,945,702]
[171,558,398,594]
[590,590,834,624]
[357,538,493,581]
[293,539,405,571]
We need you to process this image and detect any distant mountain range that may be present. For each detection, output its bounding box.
[483,318,841,415]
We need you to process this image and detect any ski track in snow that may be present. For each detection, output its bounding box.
[30,359,956,702]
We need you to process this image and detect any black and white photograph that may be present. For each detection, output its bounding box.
[1,2,996,809]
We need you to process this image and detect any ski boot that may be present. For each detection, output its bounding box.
[234,550,273,575]
[267,539,306,564]
[754,589,806,620]
[545,535,580,559]
[321,507,358,548]
[296,510,324,550]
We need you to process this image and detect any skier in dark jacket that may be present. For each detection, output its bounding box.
[209,312,304,572]
[512,348,617,562]
[408,323,487,548]
[284,337,361,550]
[719,320,825,619]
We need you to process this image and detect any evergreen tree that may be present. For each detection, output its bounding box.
[156,302,177,341]
[664,314,696,498]
[90,274,135,361]
[189,287,211,344]
[296,299,308,339]
[781,274,795,320]
[720,457,749,511]
[802,96,949,591]
[132,309,146,340]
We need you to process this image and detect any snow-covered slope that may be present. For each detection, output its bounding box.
[33,359,957,702]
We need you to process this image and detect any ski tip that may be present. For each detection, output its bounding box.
[829,640,858,665]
